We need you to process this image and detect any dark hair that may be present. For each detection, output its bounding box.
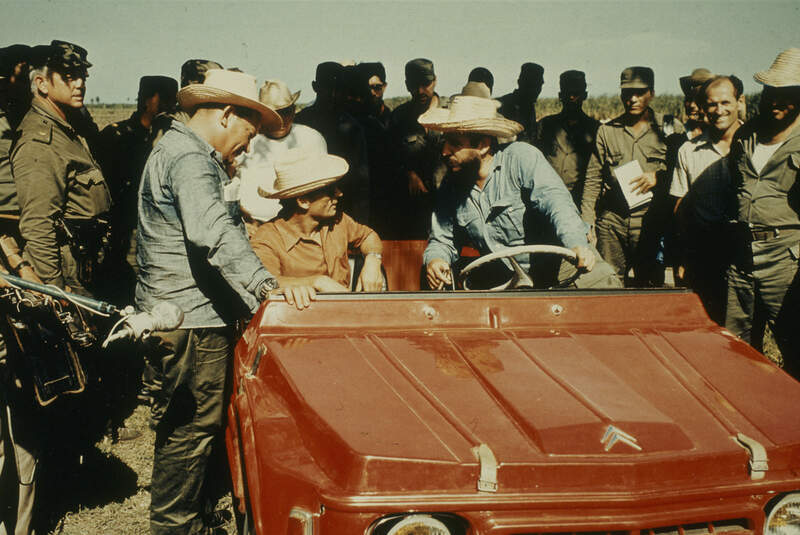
[468,67,494,91]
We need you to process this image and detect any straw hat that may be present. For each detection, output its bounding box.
[178,69,282,131]
[418,95,522,138]
[259,80,300,111]
[260,148,349,199]
[754,48,800,87]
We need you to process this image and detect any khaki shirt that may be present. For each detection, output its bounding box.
[11,98,112,288]
[731,121,800,229]
[250,213,374,288]
[0,111,19,214]
[581,109,683,223]
[536,111,600,200]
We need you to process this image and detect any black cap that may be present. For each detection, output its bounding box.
[468,67,494,92]
[359,62,386,83]
[405,58,435,86]
[180,59,223,88]
[620,66,654,89]
[519,62,544,83]
[0,44,31,78]
[559,70,586,91]
[138,75,178,99]
[314,61,342,87]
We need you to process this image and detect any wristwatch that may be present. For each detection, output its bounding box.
[258,278,279,300]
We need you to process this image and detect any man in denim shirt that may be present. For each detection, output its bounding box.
[421,93,619,290]
[136,70,305,535]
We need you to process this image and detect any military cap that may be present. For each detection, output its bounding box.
[359,62,386,83]
[560,70,586,91]
[519,62,544,83]
[0,44,31,78]
[48,40,92,71]
[138,75,178,100]
[314,61,342,87]
[180,59,223,88]
[679,68,713,96]
[620,66,654,89]
[405,58,435,85]
[468,67,494,92]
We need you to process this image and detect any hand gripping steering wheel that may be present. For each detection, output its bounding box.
[458,244,580,291]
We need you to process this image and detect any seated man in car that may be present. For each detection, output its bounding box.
[420,89,620,290]
[250,148,385,297]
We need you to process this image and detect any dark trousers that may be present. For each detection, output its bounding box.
[148,327,234,535]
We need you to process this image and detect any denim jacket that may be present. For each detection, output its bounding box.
[136,121,275,328]
[424,142,589,273]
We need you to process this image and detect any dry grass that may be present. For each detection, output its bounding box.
[45,404,236,535]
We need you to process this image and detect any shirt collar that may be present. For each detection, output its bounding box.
[171,119,225,165]
[31,96,76,134]
[273,217,323,252]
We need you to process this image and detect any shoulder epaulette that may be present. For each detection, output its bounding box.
[31,118,53,145]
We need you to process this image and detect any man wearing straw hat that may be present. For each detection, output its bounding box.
[251,148,384,295]
[136,69,308,535]
[237,79,327,226]
[725,48,800,379]
[420,91,620,291]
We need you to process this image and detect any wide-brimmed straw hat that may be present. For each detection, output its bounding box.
[418,94,522,138]
[754,48,800,87]
[178,69,282,131]
[260,148,349,199]
[259,80,300,111]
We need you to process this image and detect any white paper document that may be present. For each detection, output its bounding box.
[612,160,652,210]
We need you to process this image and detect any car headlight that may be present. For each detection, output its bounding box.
[766,493,800,535]
[368,513,466,535]
[387,515,450,535]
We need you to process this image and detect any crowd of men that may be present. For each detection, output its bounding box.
[0,39,799,535]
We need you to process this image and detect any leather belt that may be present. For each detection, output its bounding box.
[749,225,800,242]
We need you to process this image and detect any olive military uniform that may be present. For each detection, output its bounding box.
[580,109,683,284]
[11,97,112,293]
[725,121,800,378]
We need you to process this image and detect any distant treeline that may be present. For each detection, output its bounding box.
[87,93,762,130]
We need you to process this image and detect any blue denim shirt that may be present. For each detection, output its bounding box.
[423,142,589,272]
[136,120,275,328]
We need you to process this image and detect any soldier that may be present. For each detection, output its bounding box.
[387,58,446,238]
[679,68,714,141]
[0,45,31,220]
[99,76,178,276]
[11,41,111,295]
[498,62,544,143]
[725,48,800,378]
[536,70,600,205]
[468,66,494,94]
[580,66,684,286]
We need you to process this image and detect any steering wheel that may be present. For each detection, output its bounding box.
[459,245,579,291]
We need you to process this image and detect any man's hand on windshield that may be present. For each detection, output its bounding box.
[426,258,453,290]
[355,255,384,292]
[572,246,596,272]
[277,285,317,310]
[631,171,657,194]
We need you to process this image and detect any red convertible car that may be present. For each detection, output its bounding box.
[226,241,800,535]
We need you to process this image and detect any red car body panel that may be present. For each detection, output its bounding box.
[226,290,800,535]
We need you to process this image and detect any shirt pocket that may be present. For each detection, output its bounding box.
[487,202,524,245]
[71,167,112,212]
[606,150,624,167]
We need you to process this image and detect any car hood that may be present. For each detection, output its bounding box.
[242,292,800,495]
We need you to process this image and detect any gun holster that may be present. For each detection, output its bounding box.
[0,288,93,406]
[51,214,112,287]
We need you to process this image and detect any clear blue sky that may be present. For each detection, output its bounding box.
[5,0,799,104]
